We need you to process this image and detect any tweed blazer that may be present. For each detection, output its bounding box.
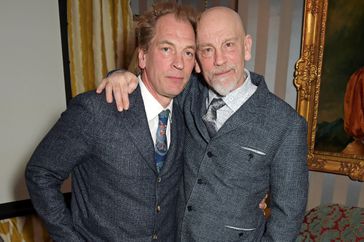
[177,72,308,241]
[26,87,185,242]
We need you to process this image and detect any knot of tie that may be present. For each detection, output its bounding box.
[202,98,225,137]
[155,109,170,173]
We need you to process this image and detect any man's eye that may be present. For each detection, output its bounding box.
[185,51,195,57]
[162,47,170,52]
[204,48,212,53]
[226,42,234,47]
[202,48,213,55]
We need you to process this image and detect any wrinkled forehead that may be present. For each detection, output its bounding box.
[196,11,244,44]
[198,9,243,32]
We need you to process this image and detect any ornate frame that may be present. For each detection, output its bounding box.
[294,0,364,181]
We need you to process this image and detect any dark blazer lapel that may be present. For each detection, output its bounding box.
[161,102,183,173]
[191,86,210,142]
[216,76,269,138]
[124,86,157,173]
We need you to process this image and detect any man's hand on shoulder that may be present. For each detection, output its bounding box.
[96,70,139,111]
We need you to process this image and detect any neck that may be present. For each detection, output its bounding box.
[141,75,172,108]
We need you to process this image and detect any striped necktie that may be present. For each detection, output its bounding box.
[202,98,225,137]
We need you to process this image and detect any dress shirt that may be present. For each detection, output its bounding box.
[139,76,173,148]
[206,69,257,130]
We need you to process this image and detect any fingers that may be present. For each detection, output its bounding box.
[259,193,268,210]
[259,201,267,210]
[128,77,139,94]
[120,84,129,111]
[114,84,125,111]
[105,81,114,104]
[96,78,114,104]
[96,79,107,93]
[95,70,138,112]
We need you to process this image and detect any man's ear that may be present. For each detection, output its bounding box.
[138,48,146,69]
[244,35,253,61]
[194,60,201,73]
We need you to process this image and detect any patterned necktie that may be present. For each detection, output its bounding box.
[202,98,225,137]
[155,109,170,173]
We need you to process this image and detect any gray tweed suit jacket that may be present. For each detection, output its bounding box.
[177,72,308,241]
[25,87,185,242]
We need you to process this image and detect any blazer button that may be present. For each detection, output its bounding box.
[152,234,158,240]
[187,205,193,211]
[156,205,161,213]
[207,151,213,157]
[157,177,162,183]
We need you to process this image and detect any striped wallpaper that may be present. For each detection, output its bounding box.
[131,0,364,210]
[237,0,364,210]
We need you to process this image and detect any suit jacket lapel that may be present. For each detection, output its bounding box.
[216,75,269,138]
[123,86,157,173]
[191,86,210,142]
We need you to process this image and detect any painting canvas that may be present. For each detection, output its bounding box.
[295,0,364,180]
[314,0,364,155]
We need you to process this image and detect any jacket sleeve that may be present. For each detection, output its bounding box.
[25,95,94,242]
[262,116,308,242]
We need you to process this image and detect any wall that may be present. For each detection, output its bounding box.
[0,0,363,209]
[237,0,364,210]
[0,1,66,204]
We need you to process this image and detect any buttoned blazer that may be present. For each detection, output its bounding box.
[26,87,185,242]
[177,72,308,242]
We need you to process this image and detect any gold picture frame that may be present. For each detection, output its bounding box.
[294,0,364,181]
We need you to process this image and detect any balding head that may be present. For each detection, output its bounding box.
[197,6,246,39]
[195,6,252,96]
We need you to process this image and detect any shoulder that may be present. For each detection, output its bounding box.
[67,90,120,118]
[176,72,207,106]
[250,72,306,126]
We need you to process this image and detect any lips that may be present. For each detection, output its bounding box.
[166,76,184,81]
[214,69,232,76]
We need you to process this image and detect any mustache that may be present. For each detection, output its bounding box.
[212,64,235,75]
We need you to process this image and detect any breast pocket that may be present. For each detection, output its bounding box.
[222,216,263,242]
[223,144,268,175]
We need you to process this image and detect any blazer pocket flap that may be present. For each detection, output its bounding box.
[224,225,256,231]
[241,146,266,156]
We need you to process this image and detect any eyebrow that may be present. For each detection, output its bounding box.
[158,40,196,50]
[197,37,239,49]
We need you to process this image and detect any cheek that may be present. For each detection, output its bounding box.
[185,60,196,73]
[200,61,214,74]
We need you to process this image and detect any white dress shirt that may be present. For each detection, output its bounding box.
[139,76,173,148]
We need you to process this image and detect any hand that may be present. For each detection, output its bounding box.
[96,70,139,111]
[259,194,270,218]
[259,194,268,210]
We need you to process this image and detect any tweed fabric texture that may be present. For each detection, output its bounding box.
[176,72,309,241]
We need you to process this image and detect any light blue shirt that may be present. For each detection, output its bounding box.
[206,69,257,130]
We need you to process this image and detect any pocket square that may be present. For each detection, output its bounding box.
[224,225,256,231]
[241,146,266,156]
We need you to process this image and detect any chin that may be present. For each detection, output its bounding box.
[211,83,235,96]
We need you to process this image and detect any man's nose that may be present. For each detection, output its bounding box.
[172,54,184,70]
[214,49,227,66]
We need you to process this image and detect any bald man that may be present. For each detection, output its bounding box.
[98,6,308,242]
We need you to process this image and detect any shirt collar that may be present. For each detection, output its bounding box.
[139,75,173,123]
[207,69,256,112]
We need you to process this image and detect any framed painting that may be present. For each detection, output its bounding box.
[294,0,364,181]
